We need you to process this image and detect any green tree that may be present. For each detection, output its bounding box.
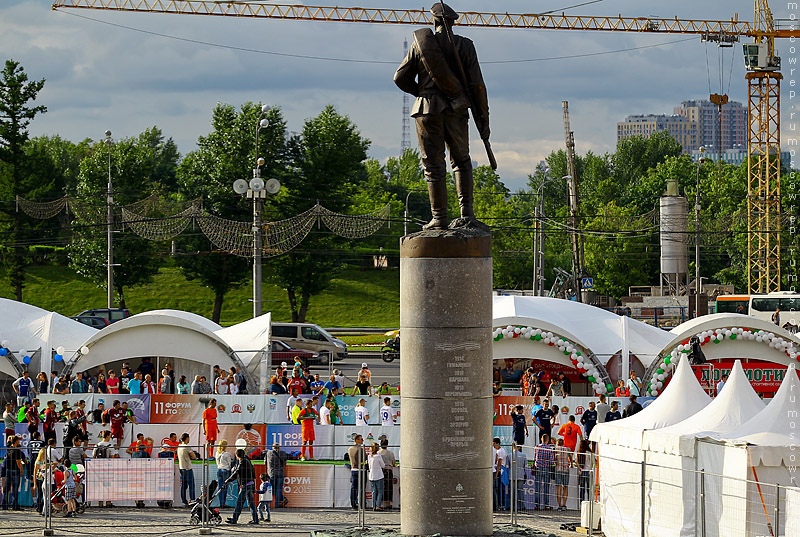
[176,102,290,322]
[69,127,179,308]
[267,105,370,322]
[0,59,47,301]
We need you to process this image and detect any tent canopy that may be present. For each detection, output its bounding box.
[493,295,672,366]
[642,360,764,456]
[0,298,96,378]
[590,354,712,449]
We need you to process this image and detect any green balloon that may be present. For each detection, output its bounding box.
[606,383,613,390]
[713,339,720,344]
[588,376,595,382]
[534,334,542,341]
[657,368,664,374]
[576,352,581,356]
[563,350,569,355]
[730,334,737,340]
[664,357,671,365]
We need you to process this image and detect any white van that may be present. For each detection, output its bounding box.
[271,323,347,364]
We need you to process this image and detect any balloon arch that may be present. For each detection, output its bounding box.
[643,326,800,396]
[492,325,614,395]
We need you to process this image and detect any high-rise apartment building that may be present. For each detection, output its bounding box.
[617,99,747,155]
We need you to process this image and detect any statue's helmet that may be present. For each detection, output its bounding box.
[430,2,459,21]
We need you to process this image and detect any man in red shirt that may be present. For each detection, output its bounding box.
[557,415,583,452]
[104,400,126,448]
[26,398,41,435]
[42,400,58,444]
[75,400,89,447]
[202,399,219,460]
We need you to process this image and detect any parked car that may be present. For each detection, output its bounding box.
[271,340,324,366]
[71,316,110,329]
[271,323,347,363]
[75,308,131,324]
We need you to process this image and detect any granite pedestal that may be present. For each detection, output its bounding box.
[400,229,493,537]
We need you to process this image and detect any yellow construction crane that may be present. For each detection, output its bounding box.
[52,0,799,293]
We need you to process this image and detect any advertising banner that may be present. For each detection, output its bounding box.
[93,394,151,424]
[85,458,173,502]
[493,396,652,426]
[133,423,202,455]
[217,424,267,451]
[150,394,205,424]
[278,464,335,507]
[265,424,335,459]
[264,395,291,423]
[216,395,265,424]
[337,396,382,425]
[693,361,790,395]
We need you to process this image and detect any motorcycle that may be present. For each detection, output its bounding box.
[381,330,400,363]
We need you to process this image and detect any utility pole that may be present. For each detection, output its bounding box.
[104,130,114,309]
[562,101,584,302]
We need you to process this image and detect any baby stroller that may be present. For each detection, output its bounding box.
[51,464,87,515]
[189,479,222,526]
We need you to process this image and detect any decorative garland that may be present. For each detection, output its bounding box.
[646,327,799,395]
[492,325,614,395]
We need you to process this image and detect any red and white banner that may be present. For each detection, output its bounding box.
[150,395,205,424]
[694,361,791,395]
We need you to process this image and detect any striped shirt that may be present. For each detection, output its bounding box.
[534,443,555,469]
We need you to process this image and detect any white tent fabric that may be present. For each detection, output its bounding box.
[591,354,712,449]
[493,295,672,366]
[216,313,271,377]
[0,298,96,378]
[711,363,800,466]
[641,360,765,457]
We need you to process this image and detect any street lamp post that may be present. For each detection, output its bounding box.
[533,172,571,296]
[104,130,114,309]
[233,105,280,319]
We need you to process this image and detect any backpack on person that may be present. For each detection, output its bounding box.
[92,444,109,459]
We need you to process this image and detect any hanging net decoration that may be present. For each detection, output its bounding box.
[121,203,201,241]
[17,196,69,219]
[195,212,255,257]
[319,203,390,239]
[263,205,318,257]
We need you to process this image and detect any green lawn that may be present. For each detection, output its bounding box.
[0,264,400,328]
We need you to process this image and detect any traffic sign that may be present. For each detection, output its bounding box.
[581,277,594,290]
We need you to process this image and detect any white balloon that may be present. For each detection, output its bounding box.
[534,329,542,336]
[570,353,578,360]
[756,336,763,343]
[0,340,8,348]
[514,327,521,334]
[502,329,509,337]
[656,374,664,381]
[651,389,659,396]
[56,346,66,355]
[724,330,731,337]
[80,346,89,355]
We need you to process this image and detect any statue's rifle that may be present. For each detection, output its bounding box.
[438,0,497,170]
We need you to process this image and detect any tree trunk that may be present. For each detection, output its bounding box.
[297,291,310,323]
[118,292,126,309]
[212,292,224,324]
[288,288,299,322]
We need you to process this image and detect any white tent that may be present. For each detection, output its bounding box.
[630,361,765,537]
[0,298,96,378]
[590,355,712,537]
[64,309,255,388]
[493,295,672,369]
[216,313,271,385]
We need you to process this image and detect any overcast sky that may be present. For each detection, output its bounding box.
[1,0,792,191]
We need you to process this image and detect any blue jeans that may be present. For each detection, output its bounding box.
[579,470,592,502]
[534,467,550,509]
[232,483,257,523]
[3,470,20,509]
[370,479,384,509]
[270,473,284,507]
[216,469,230,507]
[350,470,364,509]
[180,469,196,505]
[494,471,506,510]
[257,500,270,520]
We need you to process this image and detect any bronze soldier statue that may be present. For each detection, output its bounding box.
[394,2,493,231]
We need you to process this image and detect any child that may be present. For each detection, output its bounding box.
[257,473,272,522]
[62,465,77,517]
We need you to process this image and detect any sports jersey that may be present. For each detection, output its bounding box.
[14,376,33,398]
[379,405,396,426]
[558,422,582,451]
[202,407,218,438]
[291,403,303,425]
[319,406,332,425]
[106,407,126,427]
[43,408,57,433]
[354,405,369,426]
[297,408,318,430]
[106,377,120,394]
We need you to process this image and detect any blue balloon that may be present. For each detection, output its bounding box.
[54,353,63,362]
[23,355,31,365]
[0,348,6,356]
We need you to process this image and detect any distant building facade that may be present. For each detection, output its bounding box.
[617,99,747,156]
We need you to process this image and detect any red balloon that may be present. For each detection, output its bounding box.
[512,332,519,338]
[548,342,554,346]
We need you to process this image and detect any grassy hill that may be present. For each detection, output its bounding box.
[0,263,400,328]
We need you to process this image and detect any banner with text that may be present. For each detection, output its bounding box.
[493,396,654,426]
[150,395,205,424]
[694,361,791,394]
[265,424,335,459]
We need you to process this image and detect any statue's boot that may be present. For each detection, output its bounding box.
[455,168,475,220]
[422,181,448,230]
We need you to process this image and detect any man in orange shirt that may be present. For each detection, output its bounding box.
[297,399,319,461]
[558,415,583,452]
[203,399,219,460]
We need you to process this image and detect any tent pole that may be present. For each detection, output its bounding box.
[640,456,646,537]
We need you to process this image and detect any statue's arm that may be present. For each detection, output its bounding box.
[394,49,420,97]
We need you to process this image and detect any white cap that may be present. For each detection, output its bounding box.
[281,362,287,367]
[362,363,368,368]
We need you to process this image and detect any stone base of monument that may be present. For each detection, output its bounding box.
[310,524,561,537]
